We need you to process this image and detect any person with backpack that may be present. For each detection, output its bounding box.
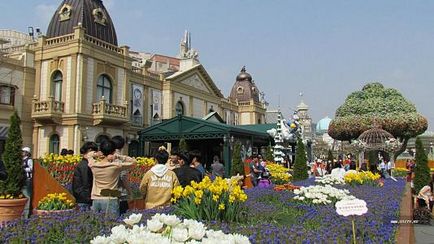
[72,142,98,211]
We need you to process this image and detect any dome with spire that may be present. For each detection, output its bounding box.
[229,66,260,103]
[316,116,332,135]
[297,100,309,111]
[46,0,118,46]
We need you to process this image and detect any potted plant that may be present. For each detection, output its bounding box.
[0,111,27,224]
[33,193,75,216]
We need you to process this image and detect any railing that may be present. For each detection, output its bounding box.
[0,43,36,54]
[32,97,65,114]
[238,101,252,106]
[132,66,143,74]
[84,35,124,55]
[45,34,75,46]
[92,100,127,119]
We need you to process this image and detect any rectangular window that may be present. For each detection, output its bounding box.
[0,86,14,105]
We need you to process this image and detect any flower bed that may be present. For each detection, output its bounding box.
[0,177,406,243]
[315,175,346,185]
[266,163,292,185]
[344,170,381,186]
[293,185,355,205]
[91,213,250,243]
[40,154,155,195]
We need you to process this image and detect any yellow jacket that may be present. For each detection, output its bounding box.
[140,164,179,209]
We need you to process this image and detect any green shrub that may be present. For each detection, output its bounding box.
[413,137,430,193]
[293,139,308,181]
[0,111,25,198]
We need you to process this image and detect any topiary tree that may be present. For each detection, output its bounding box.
[0,111,25,198]
[328,82,428,160]
[178,138,188,153]
[293,139,308,181]
[265,145,274,162]
[413,137,430,193]
[231,141,243,176]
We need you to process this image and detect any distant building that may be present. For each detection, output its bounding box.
[0,0,266,157]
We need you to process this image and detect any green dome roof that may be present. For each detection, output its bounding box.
[316,116,332,134]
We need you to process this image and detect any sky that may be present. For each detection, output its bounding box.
[1,0,434,129]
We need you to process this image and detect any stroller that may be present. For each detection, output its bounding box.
[258,167,272,187]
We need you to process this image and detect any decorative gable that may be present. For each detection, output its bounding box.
[180,74,210,93]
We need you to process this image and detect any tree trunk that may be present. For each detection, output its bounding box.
[393,137,409,161]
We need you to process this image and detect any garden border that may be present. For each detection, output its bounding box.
[396,183,414,244]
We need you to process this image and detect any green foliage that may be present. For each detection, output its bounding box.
[178,138,188,153]
[327,149,334,163]
[293,139,308,181]
[265,144,274,162]
[231,141,243,176]
[413,138,431,193]
[0,111,25,197]
[328,82,427,141]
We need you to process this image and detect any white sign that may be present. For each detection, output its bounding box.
[335,199,368,217]
[132,84,144,125]
[152,90,161,118]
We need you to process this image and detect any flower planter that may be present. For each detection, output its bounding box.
[128,199,146,209]
[32,208,75,218]
[0,198,28,226]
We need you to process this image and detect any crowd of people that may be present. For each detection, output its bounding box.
[71,139,229,216]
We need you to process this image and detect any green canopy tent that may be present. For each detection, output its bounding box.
[137,115,273,176]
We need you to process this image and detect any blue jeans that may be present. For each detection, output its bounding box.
[92,199,119,216]
[22,179,32,218]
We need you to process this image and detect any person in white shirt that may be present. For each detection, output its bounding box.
[330,162,346,179]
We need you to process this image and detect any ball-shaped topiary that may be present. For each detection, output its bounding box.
[328,82,427,159]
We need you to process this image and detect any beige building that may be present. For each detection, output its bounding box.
[0,0,266,158]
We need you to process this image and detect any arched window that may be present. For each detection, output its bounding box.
[97,75,112,103]
[51,71,63,101]
[49,134,60,154]
[0,85,16,105]
[95,134,110,146]
[175,101,184,116]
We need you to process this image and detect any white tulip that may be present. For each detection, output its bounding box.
[172,227,189,242]
[124,213,143,226]
[147,218,164,232]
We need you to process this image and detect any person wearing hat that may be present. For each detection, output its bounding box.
[22,146,33,218]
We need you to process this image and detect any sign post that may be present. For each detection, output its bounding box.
[335,199,368,244]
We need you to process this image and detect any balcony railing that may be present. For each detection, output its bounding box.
[32,96,64,123]
[92,99,128,125]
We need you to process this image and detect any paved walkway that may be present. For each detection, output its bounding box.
[414,218,434,244]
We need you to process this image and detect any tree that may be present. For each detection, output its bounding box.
[178,138,188,153]
[328,82,428,160]
[231,141,243,176]
[413,137,430,193]
[0,111,25,197]
[327,149,334,164]
[265,145,274,162]
[293,139,308,181]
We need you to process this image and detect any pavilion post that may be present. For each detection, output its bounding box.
[223,136,231,177]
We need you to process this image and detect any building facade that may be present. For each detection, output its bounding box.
[0,0,266,157]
